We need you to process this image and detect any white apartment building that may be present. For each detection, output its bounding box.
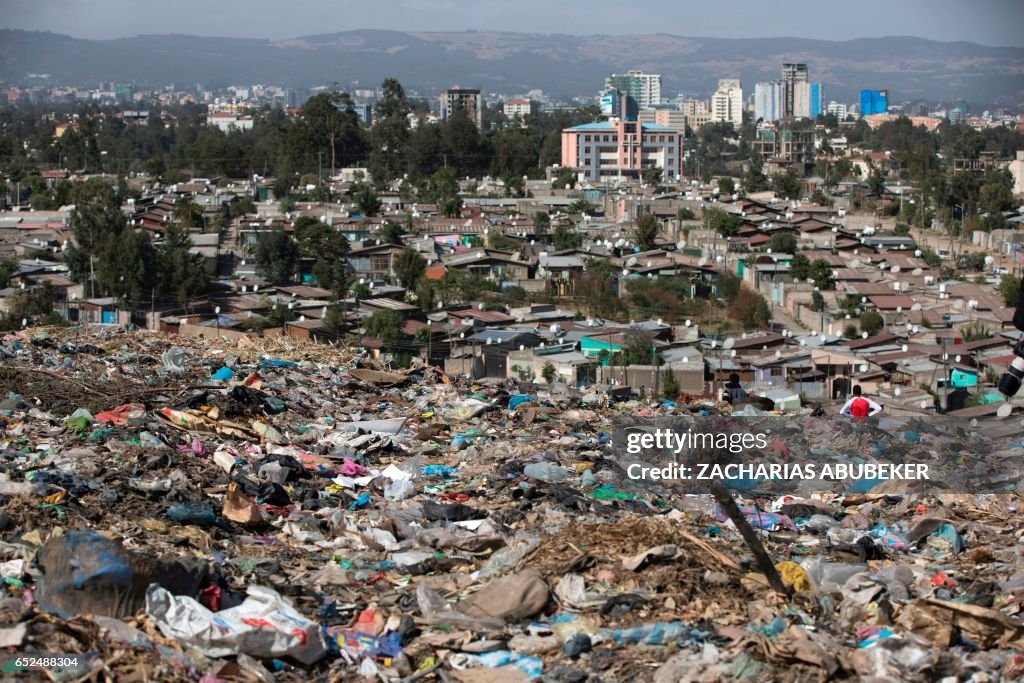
[826,101,848,119]
[206,112,254,132]
[711,79,743,128]
[503,98,536,119]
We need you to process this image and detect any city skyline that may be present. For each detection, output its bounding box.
[3,0,1023,48]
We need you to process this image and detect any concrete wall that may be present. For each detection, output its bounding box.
[597,364,704,396]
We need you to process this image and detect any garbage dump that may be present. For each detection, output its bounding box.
[3,326,1024,681]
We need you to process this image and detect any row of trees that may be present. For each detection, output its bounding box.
[0,81,602,195]
[64,179,207,307]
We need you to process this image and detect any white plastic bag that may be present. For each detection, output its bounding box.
[145,584,326,664]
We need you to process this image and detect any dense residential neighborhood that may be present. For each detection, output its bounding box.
[1,67,1023,414]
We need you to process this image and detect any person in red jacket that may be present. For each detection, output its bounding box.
[839,385,882,419]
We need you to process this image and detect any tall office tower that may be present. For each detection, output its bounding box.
[782,63,809,118]
[754,81,784,122]
[604,70,662,113]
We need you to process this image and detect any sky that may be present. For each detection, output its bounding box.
[2,0,1023,47]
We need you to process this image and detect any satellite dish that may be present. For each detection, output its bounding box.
[902,344,908,352]
[894,387,901,397]
[920,400,928,409]
[859,364,868,372]
[685,320,691,327]
[997,403,1012,418]
[862,332,868,339]
[723,338,735,349]
[955,355,961,363]
[911,303,921,311]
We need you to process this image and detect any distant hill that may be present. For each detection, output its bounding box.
[2,29,1022,105]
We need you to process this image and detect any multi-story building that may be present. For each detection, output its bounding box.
[793,81,823,119]
[638,107,688,132]
[755,82,784,122]
[285,88,311,109]
[826,101,848,119]
[782,63,808,118]
[206,112,254,132]
[604,71,662,112]
[440,87,483,130]
[561,120,682,183]
[859,90,888,116]
[679,99,710,117]
[351,103,373,126]
[503,98,536,119]
[753,126,817,171]
[711,79,743,128]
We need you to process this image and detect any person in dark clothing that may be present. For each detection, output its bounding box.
[722,373,747,404]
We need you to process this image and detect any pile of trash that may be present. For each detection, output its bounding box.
[2,326,1024,681]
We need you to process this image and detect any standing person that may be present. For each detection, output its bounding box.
[722,373,748,405]
[839,385,882,419]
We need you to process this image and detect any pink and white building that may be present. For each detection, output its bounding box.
[560,121,682,183]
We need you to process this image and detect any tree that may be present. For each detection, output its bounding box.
[66,179,125,295]
[843,323,858,339]
[553,167,576,190]
[643,165,663,188]
[790,253,811,281]
[533,211,550,236]
[368,78,411,185]
[704,207,742,237]
[866,162,885,196]
[772,172,802,200]
[676,206,695,221]
[768,232,797,254]
[621,332,657,366]
[553,224,584,251]
[363,309,409,355]
[716,271,742,302]
[156,222,207,306]
[380,222,405,245]
[635,212,659,251]
[567,199,596,215]
[809,259,835,290]
[743,155,768,193]
[297,92,367,174]
[394,247,426,290]
[541,362,557,384]
[415,277,436,312]
[173,197,203,228]
[354,185,381,217]
[998,274,1020,307]
[254,229,298,284]
[718,177,735,195]
[728,287,772,329]
[0,260,17,289]
[859,311,884,336]
[322,304,348,335]
[810,290,825,312]
[661,368,680,399]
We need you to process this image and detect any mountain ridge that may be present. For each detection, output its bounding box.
[1,29,1022,105]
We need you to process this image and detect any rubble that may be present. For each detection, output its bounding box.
[2,325,1024,681]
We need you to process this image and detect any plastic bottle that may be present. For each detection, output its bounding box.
[610,621,691,645]
[523,462,570,483]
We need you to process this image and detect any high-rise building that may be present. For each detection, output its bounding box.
[781,63,808,118]
[604,70,662,114]
[859,90,888,116]
[440,87,483,130]
[285,88,311,108]
[710,78,743,128]
[755,82,784,122]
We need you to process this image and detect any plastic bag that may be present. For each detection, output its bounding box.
[415,583,505,631]
[146,584,326,665]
